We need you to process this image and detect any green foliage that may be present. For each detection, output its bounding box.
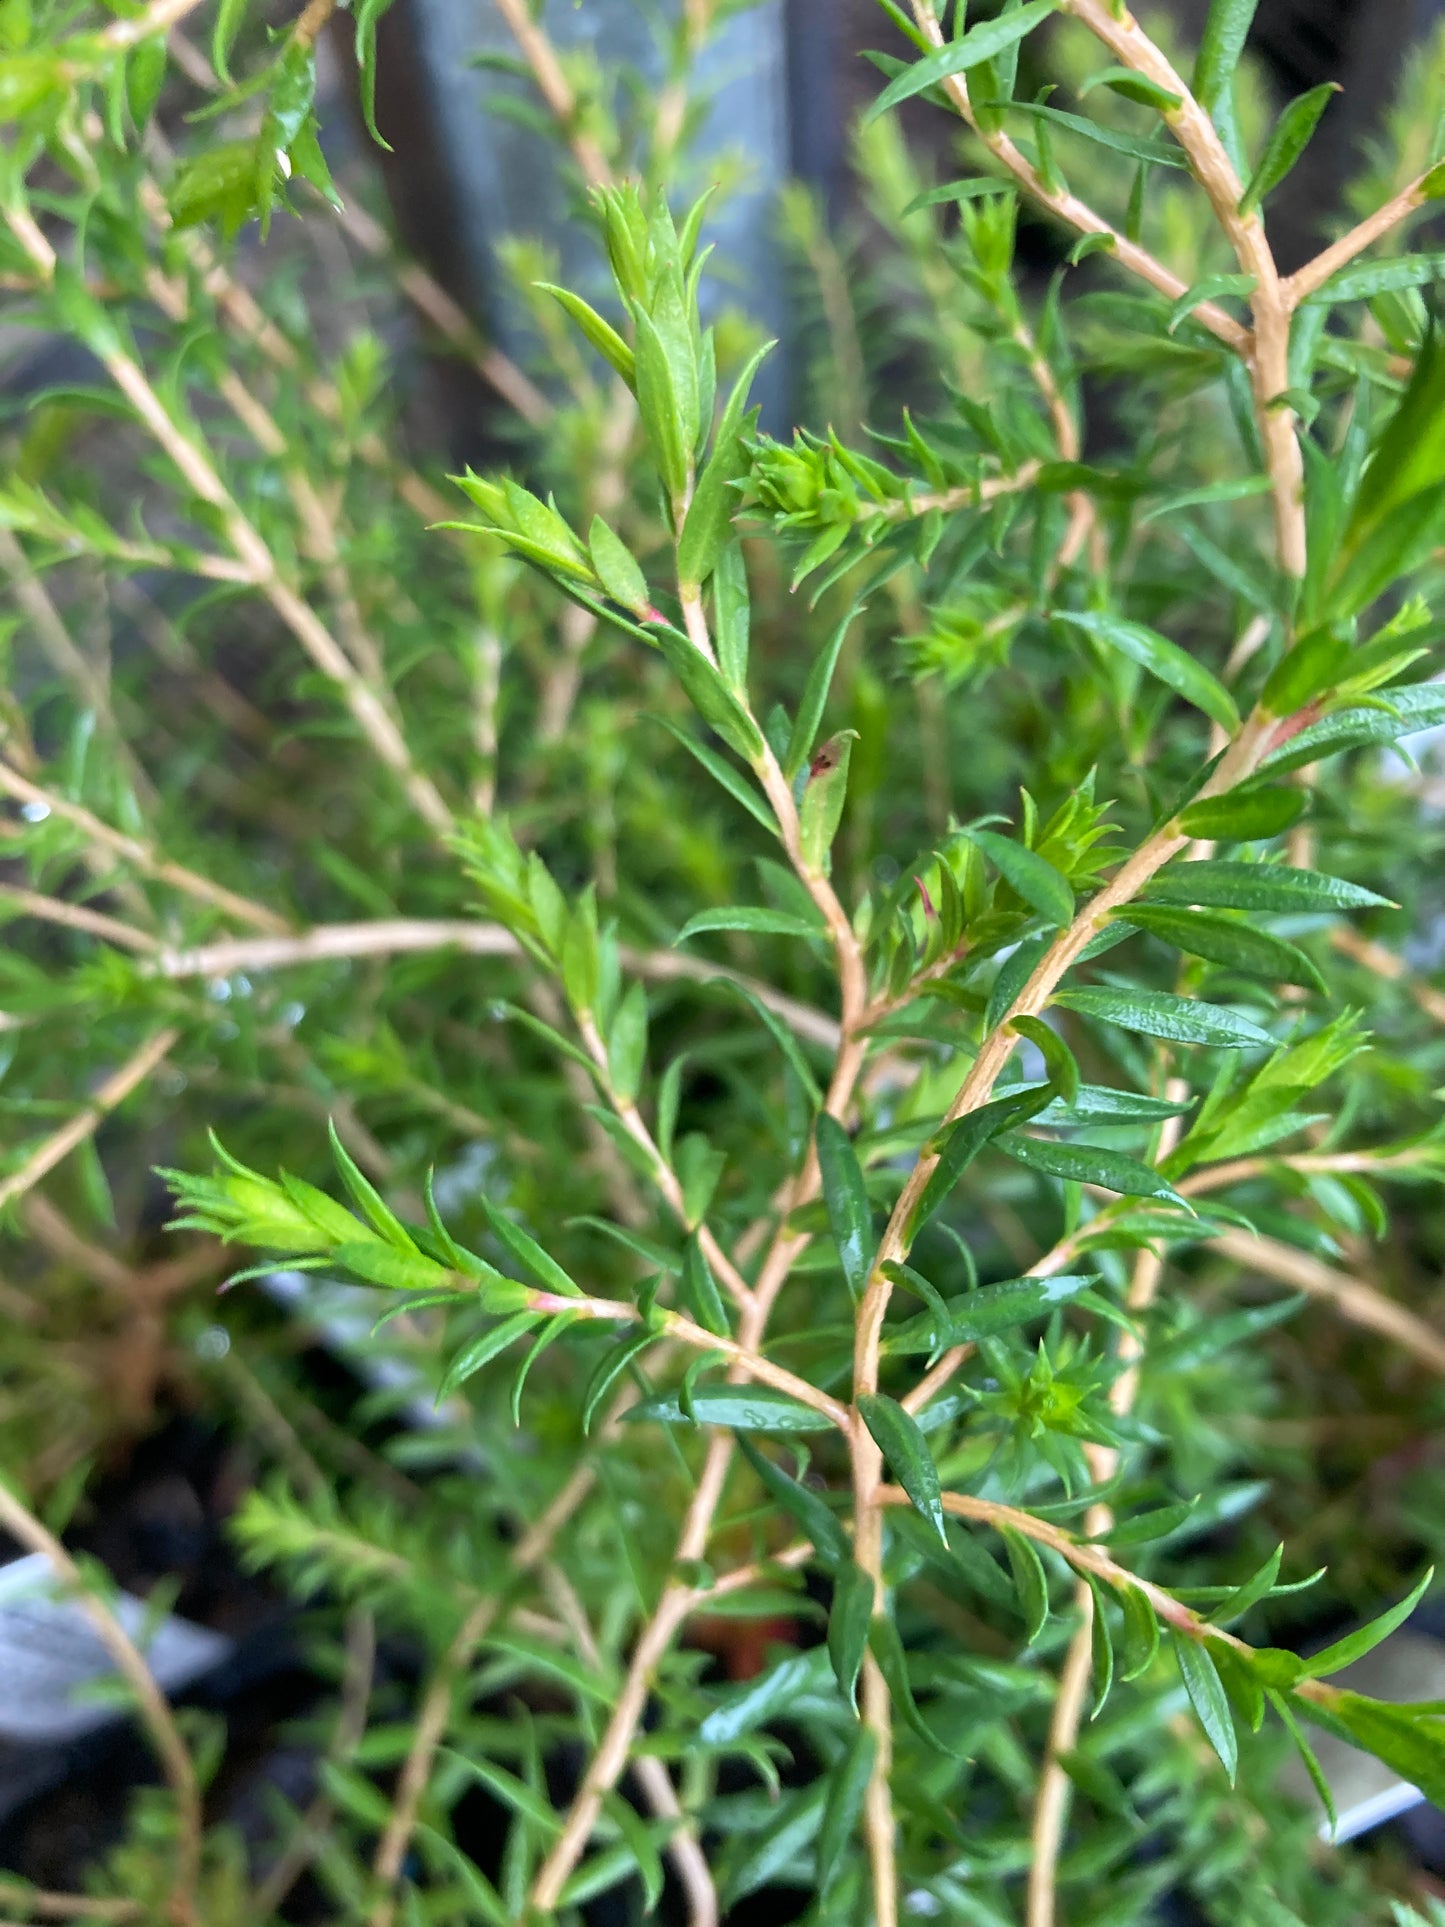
[1,0,1445,1921]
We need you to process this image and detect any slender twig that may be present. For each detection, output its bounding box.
[0,1891,140,1923]
[0,887,160,953]
[1027,1090,1188,1927]
[138,918,840,1047]
[490,0,613,188]
[530,564,873,1918]
[863,461,1043,522]
[99,0,204,49]
[0,1029,179,1214]
[1058,0,1305,578]
[0,757,287,932]
[0,1483,202,1924]
[1285,169,1437,307]
[5,217,454,841]
[1331,925,1445,1027]
[1209,1226,1445,1374]
[900,3,1250,354]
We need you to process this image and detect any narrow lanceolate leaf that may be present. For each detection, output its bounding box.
[885,1274,1094,1353]
[1116,905,1326,992]
[1300,1567,1434,1678]
[1143,860,1393,913]
[535,282,635,383]
[1173,1634,1238,1781]
[784,602,862,777]
[1053,609,1239,733]
[1267,1688,1338,1834]
[627,1384,834,1433]
[968,827,1074,927]
[908,1085,1052,1238]
[816,1113,875,1299]
[1239,84,1339,216]
[1194,0,1260,108]
[858,1393,946,1544]
[674,905,823,944]
[1053,985,1272,1049]
[698,1647,833,1746]
[738,1438,847,1567]
[996,1133,1188,1205]
[1176,785,1305,842]
[815,1726,877,1891]
[1000,1526,1050,1643]
[481,1200,583,1297]
[827,1560,875,1708]
[865,1,1059,121]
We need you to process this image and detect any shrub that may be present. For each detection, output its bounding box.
[3,1,1445,1922]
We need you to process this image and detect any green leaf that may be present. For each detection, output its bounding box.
[1166,272,1258,334]
[784,604,861,777]
[1174,1635,1238,1781]
[682,1234,731,1337]
[588,516,650,616]
[865,2,1059,121]
[868,1614,964,1753]
[995,1133,1188,1204]
[994,100,1186,170]
[858,1393,945,1544]
[1194,0,1259,108]
[437,1311,541,1398]
[606,981,649,1103]
[1208,1545,1284,1626]
[1086,1575,1116,1715]
[815,1725,876,1892]
[481,1200,582,1298]
[627,1385,835,1433]
[632,305,690,504]
[534,282,635,382]
[1053,985,1273,1049]
[438,1748,561,1835]
[1306,252,1445,304]
[1011,1014,1080,1102]
[582,1329,655,1434]
[816,1114,875,1300]
[908,1085,1052,1238]
[1300,1568,1433,1678]
[1116,905,1325,991]
[1267,1687,1338,1833]
[711,540,751,692]
[354,0,395,146]
[737,1438,847,1566]
[652,623,765,761]
[674,904,822,944]
[677,340,773,591]
[327,1117,412,1248]
[827,1560,875,1708]
[1054,610,1239,733]
[698,1646,833,1745]
[1239,84,1338,215]
[1301,1690,1445,1807]
[722,1783,827,1905]
[1000,1526,1049,1642]
[798,731,856,873]
[1078,65,1182,111]
[1176,786,1305,841]
[329,1242,453,1293]
[600,1792,665,1916]
[652,716,777,835]
[1119,1585,1161,1681]
[1143,859,1393,913]
[886,1274,1094,1353]
[1039,1084,1195,1124]
[709,978,823,1105]
[968,828,1075,927]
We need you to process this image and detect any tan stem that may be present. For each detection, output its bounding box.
[902,3,1250,354]
[490,0,613,187]
[1027,1092,1188,1927]
[1285,172,1434,307]
[0,757,287,932]
[0,1029,179,1214]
